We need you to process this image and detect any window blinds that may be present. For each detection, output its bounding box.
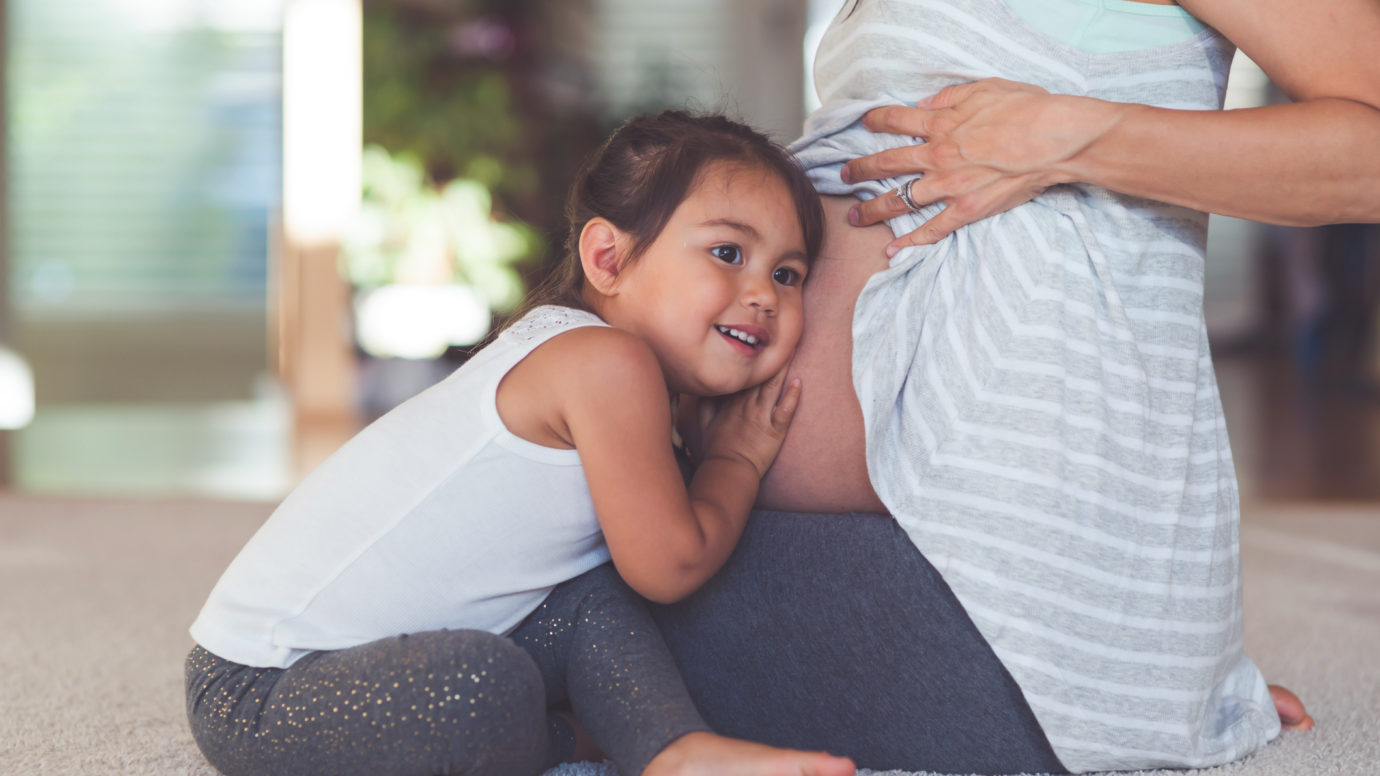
[7,0,282,313]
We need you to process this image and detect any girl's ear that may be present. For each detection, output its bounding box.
[578,218,627,296]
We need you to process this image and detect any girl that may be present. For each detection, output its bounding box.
[184,111,854,776]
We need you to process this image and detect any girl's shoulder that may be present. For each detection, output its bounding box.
[530,322,661,383]
[494,311,665,449]
[500,319,668,446]
[502,304,607,342]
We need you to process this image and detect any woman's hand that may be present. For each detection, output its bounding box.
[841,78,1124,254]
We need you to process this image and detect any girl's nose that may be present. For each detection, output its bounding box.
[741,272,777,314]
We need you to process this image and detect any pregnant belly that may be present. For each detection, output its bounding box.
[757,195,890,514]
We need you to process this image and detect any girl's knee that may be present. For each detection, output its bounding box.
[386,629,546,722]
[397,629,539,675]
[407,632,549,774]
[343,631,552,775]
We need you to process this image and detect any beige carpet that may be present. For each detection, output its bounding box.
[1,493,1376,775]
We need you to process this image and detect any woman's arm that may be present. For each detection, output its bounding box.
[843,0,1380,250]
[553,328,800,604]
[1075,0,1380,224]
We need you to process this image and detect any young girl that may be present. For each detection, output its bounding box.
[184,111,854,776]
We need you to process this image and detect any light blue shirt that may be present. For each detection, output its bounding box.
[1004,0,1207,53]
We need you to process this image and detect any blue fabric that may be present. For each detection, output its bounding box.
[1002,0,1207,53]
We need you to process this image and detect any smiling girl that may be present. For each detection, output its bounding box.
[185,111,853,776]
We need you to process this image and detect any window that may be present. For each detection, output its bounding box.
[7,0,282,402]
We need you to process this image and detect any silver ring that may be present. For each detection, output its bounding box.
[894,177,924,212]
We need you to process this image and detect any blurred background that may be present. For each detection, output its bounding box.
[0,0,1376,505]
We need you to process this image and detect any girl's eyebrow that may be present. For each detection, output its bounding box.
[695,218,759,238]
[696,217,807,263]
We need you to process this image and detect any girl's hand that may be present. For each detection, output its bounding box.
[841,78,1122,253]
[699,367,802,480]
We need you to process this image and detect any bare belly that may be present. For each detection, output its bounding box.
[757,195,891,514]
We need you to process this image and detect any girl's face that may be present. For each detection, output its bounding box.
[603,161,809,397]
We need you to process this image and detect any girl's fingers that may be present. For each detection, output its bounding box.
[766,359,797,403]
[770,378,802,430]
[757,362,787,401]
[698,395,721,431]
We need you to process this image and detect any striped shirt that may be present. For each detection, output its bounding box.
[792,0,1279,771]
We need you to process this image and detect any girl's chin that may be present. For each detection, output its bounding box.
[684,377,751,398]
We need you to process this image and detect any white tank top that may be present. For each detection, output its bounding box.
[190,306,612,668]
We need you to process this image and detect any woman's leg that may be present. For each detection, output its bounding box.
[510,564,856,776]
[185,631,551,776]
[653,510,1067,776]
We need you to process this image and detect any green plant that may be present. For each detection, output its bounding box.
[341,145,539,314]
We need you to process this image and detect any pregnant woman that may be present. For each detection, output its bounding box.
[657,0,1376,772]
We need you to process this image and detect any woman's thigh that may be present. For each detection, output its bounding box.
[653,510,1066,775]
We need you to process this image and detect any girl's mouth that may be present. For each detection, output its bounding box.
[715,324,767,354]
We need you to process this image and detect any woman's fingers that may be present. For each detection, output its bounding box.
[855,79,995,138]
[886,205,969,252]
[849,175,938,227]
[858,103,941,139]
[842,78,1063,247]
[843,141,933,187]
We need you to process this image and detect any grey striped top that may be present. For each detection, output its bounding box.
[792,0,1279,770]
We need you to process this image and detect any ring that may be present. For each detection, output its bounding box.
[894,177,924,212]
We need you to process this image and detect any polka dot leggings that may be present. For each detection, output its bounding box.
[185,564,707,776]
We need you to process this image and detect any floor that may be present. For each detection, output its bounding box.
[1,395,358,502]
[2,352,1378,505]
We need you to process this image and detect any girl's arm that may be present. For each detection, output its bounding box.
[842,0,1380,250]
[555,328,800,604]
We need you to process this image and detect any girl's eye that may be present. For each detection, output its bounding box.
[773,267,803,286]
[712,245,743,265]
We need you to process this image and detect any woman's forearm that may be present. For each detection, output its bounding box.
[1065,96,1380,226]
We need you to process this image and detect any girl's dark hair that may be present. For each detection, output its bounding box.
[502,110,823,328]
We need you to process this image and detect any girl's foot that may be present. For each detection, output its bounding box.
[1269,685,1315,731]
[643,731,855,776]
[554,710,605,762]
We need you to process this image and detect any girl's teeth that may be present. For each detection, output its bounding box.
[718,326,758,345]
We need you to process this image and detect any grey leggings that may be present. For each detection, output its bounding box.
[185,564,706,776]
[654,509,1068,775]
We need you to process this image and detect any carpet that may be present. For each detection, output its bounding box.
[1,493,1375,775]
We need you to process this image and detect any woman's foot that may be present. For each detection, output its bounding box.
[643,731,855,776]
[1269,685,1315,731]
